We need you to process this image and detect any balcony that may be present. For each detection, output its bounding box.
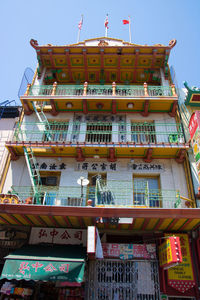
[6,120,188,161]
[27,83,174,98]
[21,83,178,115]
[10,184,182,209]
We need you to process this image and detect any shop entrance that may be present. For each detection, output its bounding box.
[87,259,160,300]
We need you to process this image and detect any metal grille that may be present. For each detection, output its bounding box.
[87,260,160,300]
[86,123,112,143]
[131,122,156,143]
[44,122,68,142]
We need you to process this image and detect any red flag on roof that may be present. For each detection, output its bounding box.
[123,19,129,25]
[78,15,83,30]
[105,15,109,28]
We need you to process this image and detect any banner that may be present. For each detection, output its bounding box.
[165,234,195,293]
[102,243,156,259]
[159,236,182,269]
[189,111,200,181]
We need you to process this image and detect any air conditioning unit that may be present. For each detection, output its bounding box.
[46,176,57,186]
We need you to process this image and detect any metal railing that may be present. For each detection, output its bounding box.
[11,186,92,206]
[26,84,175,98]
[116,85,145,97]
[13,121,185,144]
[10,183,182,208]
[29,85,53,96]
[148,86,173,96]
[95,180,181,208]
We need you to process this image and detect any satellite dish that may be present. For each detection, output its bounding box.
[77,177,89,186]
[18,67,34,99]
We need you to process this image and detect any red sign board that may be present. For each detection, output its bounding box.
[102,243,156,259]
[166,234,195,293]
[189,112,198,139]
[159,236,182,269]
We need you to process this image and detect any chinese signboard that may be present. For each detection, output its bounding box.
[29,228,86,246]
[129,163,164,172]
[32,162,66,171]
[75,114,125,122]
[189,111,200,182]
[165,233,195,293]
[76,162,118,172]
[1,259,85,282]
[159,236,182,269]
[102,243,156,260]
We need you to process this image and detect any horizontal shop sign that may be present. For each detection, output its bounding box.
[29,227,87,246]
[102,243,156,260]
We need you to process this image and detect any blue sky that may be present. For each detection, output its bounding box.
[1,0,200,104]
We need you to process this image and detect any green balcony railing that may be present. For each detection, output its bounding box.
[10,183,181,208]
[11,186,93,206]
[26,84,175,98]
[95,179,181,208]
[147,86,173,97]
[13,121,185,144]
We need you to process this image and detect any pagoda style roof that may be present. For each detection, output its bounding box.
[184,81,200,106]
[30,37,176,85]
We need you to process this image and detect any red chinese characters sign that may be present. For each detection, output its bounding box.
[189,111,200,182]
[29,228,86,246]
[102,243,156,259]
[159,236,182,269]
[189,112,199,140]
[165,233,195,293]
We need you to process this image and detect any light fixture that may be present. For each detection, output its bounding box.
[96,103,103,109]
[127,103,134,109]
[66,102,73,108]
[77,176,89,199]
[140,73,145,79]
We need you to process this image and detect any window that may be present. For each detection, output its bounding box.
[86,122,112,143]
[131,122,156,143]
[133,176,161,207]
[44,122,69,142]
[40,171,61,205]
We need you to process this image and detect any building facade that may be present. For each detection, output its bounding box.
[0,37,200,300]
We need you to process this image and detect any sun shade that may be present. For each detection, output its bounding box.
[1,244,86,284]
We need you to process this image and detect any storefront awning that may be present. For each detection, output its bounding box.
[0,244,86,285]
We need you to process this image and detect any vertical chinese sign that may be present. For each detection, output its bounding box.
[159,236,182,269]
[189,111,200,182]
[165,233,195,293]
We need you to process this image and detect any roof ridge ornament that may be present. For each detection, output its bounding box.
[98,39,109,47]
[168,39,177,48]
[30,39,39,49]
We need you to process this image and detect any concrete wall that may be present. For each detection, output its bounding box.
[3,156,188,208]
[0,118,17,186]
[18,112,179,144]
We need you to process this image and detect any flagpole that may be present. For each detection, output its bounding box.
[105,27,107,37]
[129,16,131,43]
[105,14,108,37]
[77,14,83,43]
[77,30,80,43]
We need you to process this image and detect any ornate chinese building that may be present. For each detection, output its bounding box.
[0,36,200,300]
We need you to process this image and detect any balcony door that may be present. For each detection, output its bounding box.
[87,173,107,206]
[133,176,160,207]
[131,121,156,144]
[86,123,112,143]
